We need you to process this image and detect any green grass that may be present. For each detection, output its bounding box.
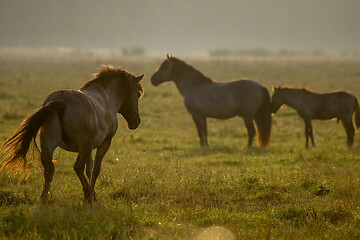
[1,52,360,239]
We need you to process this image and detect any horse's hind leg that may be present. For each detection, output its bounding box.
[39,113,62,203]
[191,114,208,147]
[40,150,55,203]
[74,146,93,202]
[243,117,256,147]
[341,117,355,147]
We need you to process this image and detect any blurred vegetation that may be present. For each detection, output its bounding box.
[121,46,146,56]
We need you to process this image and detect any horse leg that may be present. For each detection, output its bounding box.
[304,119,315,149]
[308,121,315,147]
[39,113,62,203]
[243,117,256,147]
[40,150,55,203]
[89,139,112,201]
[304,120,310,149]
[341,117,355,147]
[191,114,208,147]
[85,155,94,181]
[74,147,93,202]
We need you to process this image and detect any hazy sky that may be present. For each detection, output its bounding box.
[1,0,359,53]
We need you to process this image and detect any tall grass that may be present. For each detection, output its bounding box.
[0,52,360,239]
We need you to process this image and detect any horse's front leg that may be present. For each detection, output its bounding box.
[85,156,94,182]
[191,114,208,147]
[304,120,309,149]
[89,139,112,201]
[304,119,314,149]
[309,121,315,147]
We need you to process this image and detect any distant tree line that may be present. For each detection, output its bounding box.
[209,48,360,57]
[121,46,146,56]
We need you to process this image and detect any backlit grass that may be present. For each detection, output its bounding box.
[0,52,360,239]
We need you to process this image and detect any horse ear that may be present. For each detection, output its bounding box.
[272,86,279,91]
[136,74,144,82]
[167,54,172,59]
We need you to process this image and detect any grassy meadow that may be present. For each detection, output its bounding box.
[1,51,360,239]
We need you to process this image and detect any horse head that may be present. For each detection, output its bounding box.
[119,74,144,130]
[270,86,284,113]
[151,54,175,86]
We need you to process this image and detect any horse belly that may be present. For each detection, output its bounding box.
[186,99,239,119]
[207,104,240,119]
[62,118,112,150]
[313,114,337,120]
[59,140,79,152]
[184,83,263,119]
[313,105,346,120]
[61,108,115,151]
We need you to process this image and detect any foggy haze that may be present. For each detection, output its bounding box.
[1,0,359,53]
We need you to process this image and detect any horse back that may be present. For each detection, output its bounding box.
[227,79,266,103]
[211,79,264,98]
[313,91,356,119]
[322,91,355,109]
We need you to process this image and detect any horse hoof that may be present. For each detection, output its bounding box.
[40,192,49,204]
[41,196,48,204]
[84,193,97,203]
[84,197,93,204]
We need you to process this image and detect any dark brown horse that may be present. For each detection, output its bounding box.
[0,66,144,202]
[271,87,360,148]
[151,55,272,148]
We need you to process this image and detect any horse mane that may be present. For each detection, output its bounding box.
[279,87,349,98]
[277,86,313,95]
[300,88,313,94]
[171,57,213,84]
[81,65,132,90]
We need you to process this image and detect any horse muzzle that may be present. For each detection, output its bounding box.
[128,118,141,130]
[270,104,280,114]
[150,74,160,86]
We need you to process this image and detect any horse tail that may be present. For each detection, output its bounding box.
[254,87,272,147]
[354,97,360,131]
[0,101,64,178]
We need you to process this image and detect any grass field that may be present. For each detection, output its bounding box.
[1,51,360,239]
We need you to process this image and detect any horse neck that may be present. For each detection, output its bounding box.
[281,89,305,109]
[173,63,212,95]
[81,81,125,113]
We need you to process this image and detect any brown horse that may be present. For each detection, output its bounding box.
[271,87,360,148]
[151,55,272,148]
[0,66,144,202]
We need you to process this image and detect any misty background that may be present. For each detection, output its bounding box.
[1,0,359,54]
